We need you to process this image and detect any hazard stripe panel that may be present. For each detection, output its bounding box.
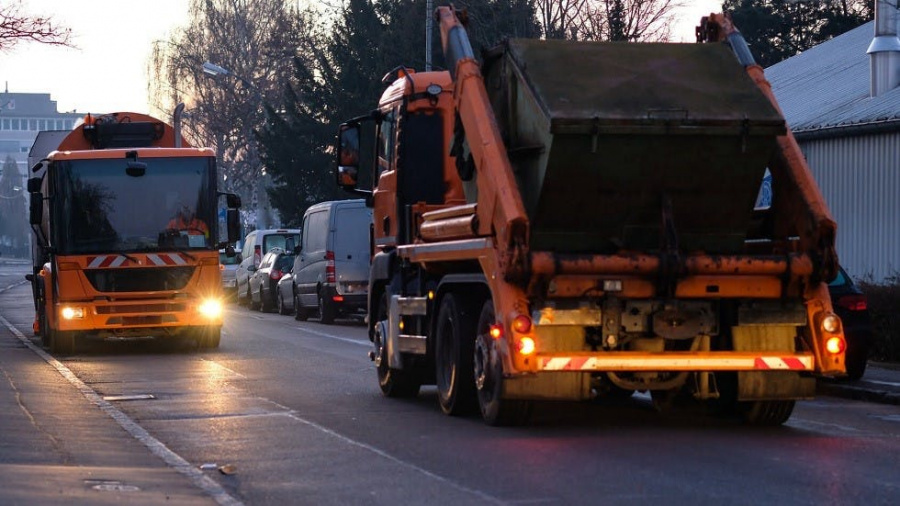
[537,353,814,372]
[86,254,189,268]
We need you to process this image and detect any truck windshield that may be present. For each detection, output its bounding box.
[54,157,215,255]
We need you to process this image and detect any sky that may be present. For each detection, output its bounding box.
[0,0,721,115]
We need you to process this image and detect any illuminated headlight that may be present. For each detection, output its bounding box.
[198,299,223,318]
[61,306,84,319]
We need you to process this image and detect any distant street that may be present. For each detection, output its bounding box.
[0,262,898,505]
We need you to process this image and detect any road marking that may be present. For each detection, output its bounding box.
[295,326,370,347]
[863,379,900,388]
[0,315,244,506]
[1,279,28,294]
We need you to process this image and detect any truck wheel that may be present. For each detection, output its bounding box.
[474,300,532,426]
[50,330,75,355]
[203,327,221,349]
[374,291,419,398]
[294,294,309,321]
[740,400,795,426]
[318,291,336,324]
[435,294,478,416]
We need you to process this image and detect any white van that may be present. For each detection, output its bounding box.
[292,200,371,324]
[236,228,301,305]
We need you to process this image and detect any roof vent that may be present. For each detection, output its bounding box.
[867,0,900,97]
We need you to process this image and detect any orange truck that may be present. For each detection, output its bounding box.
[26,112,241,354]
[335,8,846,426]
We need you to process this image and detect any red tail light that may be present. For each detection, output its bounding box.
[325,251,335,283]
[270,270,282,280]
[837,294,867,311]
[254,245,261,266]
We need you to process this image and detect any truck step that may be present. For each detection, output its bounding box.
[396,296,427,316]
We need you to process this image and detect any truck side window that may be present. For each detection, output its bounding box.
[376,108,396,178]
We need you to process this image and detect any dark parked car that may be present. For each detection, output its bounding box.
[828,266,873,380]
[248,248,295,312]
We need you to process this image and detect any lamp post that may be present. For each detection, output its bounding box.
[201,61,275,231]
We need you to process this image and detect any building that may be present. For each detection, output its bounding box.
[765,4,900,282]
[0,88,83,179]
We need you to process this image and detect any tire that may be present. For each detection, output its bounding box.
[249,284,261,311]
[435,294,478,416]
[277,290,289,315]
[318,291,336,324]
[39,309,49,347]
[844,346,869,381]
[203,327,221,349]
[373,290,420,398]
[474,300,532,426]
[294,294,309,321]
[49,329,75,355]
[261,286,274,313]
[237,282,249,306]
[740,400,795,426]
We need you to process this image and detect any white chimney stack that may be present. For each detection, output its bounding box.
[867,0,900,97]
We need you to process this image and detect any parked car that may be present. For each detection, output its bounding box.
[275,273,295,315]
[219,249,240,300]
[292,199,371,324]
[236,228,301,306]
[248,248,295,312]
[828,266,873,380]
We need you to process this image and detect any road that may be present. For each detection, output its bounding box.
[0,262,898,505]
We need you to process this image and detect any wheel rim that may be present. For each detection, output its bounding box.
[474,335,489,391]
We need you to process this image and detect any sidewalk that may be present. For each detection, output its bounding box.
[817,362,900,405]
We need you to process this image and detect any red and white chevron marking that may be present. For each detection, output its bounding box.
[538,355,814,371]
[87,255,129,268]
[146,253,188,266]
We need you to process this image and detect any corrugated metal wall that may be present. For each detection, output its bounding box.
[800,132,900,281]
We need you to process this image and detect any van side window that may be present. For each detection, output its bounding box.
[306,212,328,253]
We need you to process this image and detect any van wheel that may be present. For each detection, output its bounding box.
[318,291,336,324]
[294,294,308,321]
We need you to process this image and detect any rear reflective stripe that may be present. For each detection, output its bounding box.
[538,355,814,371]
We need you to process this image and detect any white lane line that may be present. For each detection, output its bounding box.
[1,279,28,293]
[199,357,247,379]
[0,315,244,506]
[863,379,900,388]
[295,326,370,347]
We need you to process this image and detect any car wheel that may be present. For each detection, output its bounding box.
[249,284,261,311]
[277,290,289,315]
[844,346,869,381]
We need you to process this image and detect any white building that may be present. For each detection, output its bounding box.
[0,89,82,178]
[765,4,900,282]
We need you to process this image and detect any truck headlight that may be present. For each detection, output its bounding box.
[61,306,84,319]
[198,299,223,318]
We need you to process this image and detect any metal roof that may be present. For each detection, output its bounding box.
[765,21,900,134]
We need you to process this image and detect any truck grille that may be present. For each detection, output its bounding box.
[84,267,195,292]
[96,303,186,314]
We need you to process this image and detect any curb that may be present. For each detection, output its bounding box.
[816,382,900,406]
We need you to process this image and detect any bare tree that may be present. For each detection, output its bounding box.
[535,0,681,41]
[0,0,72,52]
[148,0,305,219]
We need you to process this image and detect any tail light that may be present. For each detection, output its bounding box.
[254,245,261,266]
[826,336,846,354]
[325,251,335,283]
[837,294,867,311]
[270,269,282,280]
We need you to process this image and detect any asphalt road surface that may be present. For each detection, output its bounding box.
[0,262,897,505]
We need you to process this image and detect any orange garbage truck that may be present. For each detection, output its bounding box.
[335,8,846,426]
[26,112,242,354]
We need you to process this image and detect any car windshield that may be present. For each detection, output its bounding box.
[219,252,240,265]
[54,157,215,254]
[829,267,849,287]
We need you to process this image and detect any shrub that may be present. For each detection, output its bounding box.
[859,273,900,363]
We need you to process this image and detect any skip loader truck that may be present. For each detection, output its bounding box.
[336,8,846,426]
[26,112,242,354]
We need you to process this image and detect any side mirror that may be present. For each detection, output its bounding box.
[226,209,241,243]
[226,193,242,209]
[25,274,34,282]
[29,194,43,226]
[225,245,236,258]
[293,245,301,254]
[336,122,360,189]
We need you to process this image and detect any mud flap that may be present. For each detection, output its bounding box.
[738,371,815,401]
